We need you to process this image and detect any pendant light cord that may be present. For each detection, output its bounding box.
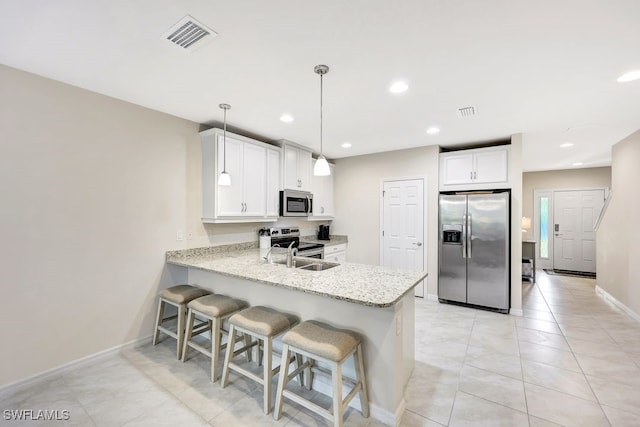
[223,107,227,171]
[320,72,323,156]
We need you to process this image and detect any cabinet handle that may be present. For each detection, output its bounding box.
[470,171,473,180]
[321,207,325,214]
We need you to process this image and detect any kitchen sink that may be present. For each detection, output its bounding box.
[271,257,339,271]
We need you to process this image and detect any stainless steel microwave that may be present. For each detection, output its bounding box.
[279,190,313,217]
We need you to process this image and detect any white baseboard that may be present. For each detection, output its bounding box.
[510,308,524,316]
[311,377,400,426]
[596,286,640,322]
[0,335,152,396]
[427,293,439,302]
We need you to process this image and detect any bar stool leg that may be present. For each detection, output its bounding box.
[295,353,306,388]
[263,336,273,414]
[211,317,222,382]
[175,304,186,360]
[274,343,291,420]
[332,363,343,427]
[152,300,165,346]
[180,308,196,362]
[355,344,370,417]
[220,324,236,387]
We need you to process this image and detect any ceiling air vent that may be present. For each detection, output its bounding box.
[457,106,477,118]
[163,15,217,51]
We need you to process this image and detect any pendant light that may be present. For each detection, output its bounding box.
[313,64,331,176]
[218,103,231,186]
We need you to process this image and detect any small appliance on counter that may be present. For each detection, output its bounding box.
[317,224,330,240]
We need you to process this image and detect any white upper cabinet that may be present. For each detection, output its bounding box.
[439,145,510,191]
[200,128,280,223]
[266,149,281,218]
[310,162,335,220]
[282,143,312,191]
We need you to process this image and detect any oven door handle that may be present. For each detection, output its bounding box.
[306,195,311,215]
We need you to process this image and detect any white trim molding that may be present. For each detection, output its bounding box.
[0,335,152,396]
[596,286,640,322]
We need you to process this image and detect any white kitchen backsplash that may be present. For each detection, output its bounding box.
[201,218,328,247]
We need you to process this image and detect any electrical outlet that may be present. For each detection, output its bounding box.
[395,314,402,336]
[176,229,184,241]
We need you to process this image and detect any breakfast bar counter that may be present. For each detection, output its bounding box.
[165,244,427,425]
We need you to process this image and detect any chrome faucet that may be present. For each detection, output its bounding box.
[263,243,280,263]
[286,241,298,268]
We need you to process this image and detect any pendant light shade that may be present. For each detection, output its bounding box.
[314,155,330,176]
[313,64,331,176]
[218,103,231,186]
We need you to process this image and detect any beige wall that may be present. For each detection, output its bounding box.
[0,65,199,386]
[332,145,440,297]
[522,167,611,240]
[596,130,640,316]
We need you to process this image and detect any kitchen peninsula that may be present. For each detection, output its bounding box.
[166,243,427,424]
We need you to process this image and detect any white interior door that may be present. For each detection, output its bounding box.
[382,179,425,297]
[553,189,605,273]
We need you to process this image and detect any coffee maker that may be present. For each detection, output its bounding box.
[317,224,330,240]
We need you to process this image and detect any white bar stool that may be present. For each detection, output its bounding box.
[152,284,210,359]
[181,294,248,382]
[273,320,369,427]
[220,306,298,414]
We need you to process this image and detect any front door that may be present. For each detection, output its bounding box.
[553,190,605,273]
[382,179,425,297]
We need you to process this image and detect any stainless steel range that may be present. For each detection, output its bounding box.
[269,227,325,259]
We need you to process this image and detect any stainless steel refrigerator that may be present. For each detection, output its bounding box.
[438,190,510,313]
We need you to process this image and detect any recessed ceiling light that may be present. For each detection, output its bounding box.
[617,70,640,83]
[280,114,294,123]
[559,143,574,148]
[573,162,583,166]
[426,127,440,135]
[389,81,408,94]
[341,142,352,148]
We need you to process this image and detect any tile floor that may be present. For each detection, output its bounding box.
[2,271,640,426]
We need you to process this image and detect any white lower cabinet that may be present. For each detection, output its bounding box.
[324,243,347,263]
[201,128,280,223]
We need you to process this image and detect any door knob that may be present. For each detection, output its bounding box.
[413,242,423,247]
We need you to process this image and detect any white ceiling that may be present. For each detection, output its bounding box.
[1,0,639,172]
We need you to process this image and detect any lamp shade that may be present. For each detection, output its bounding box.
[313,156,330,176]
[218,171,231,186]
[521,216,532,232]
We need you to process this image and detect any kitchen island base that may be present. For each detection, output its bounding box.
[185,267,415,426]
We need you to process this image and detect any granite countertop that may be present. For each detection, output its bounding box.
[300,234,348,246]
[166,244,426,308]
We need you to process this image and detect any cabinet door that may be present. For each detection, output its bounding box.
[326,250,346,263]
[283,145,300,189]
[312,163,334,216]
[297,149,312,191]
[440,153,474,186]
[242,143,267,216]
[216,136,244,217]
[266,148,280,217]
[474,149,508,184]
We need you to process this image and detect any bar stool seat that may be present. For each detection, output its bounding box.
[153,285,210,359]
[181,294,248,382]
[221,306,298,414]
[274,320,369,427]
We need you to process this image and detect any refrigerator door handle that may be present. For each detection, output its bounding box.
[467,213,472,258]
[462,214,467,258]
